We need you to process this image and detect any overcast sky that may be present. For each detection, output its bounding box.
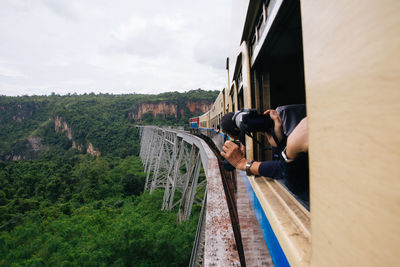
[0,0,237,96]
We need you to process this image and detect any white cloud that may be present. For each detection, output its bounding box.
[0,64,24,78]
[111,16,147,42]
[0,0,233,96]
[41,0,81,21]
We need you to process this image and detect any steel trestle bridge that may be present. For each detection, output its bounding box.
[139,126,241,266]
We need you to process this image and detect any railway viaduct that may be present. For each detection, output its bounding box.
[138,126,272,266]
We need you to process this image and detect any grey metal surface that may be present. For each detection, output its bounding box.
[189,192,207,267]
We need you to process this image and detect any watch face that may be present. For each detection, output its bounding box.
[281,150,293,163]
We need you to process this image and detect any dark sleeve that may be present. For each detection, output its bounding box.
[276,104,306,136]
[258,161,283,179]
[280,152,309,194]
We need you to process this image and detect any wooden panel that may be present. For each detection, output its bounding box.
[301,0,400,266]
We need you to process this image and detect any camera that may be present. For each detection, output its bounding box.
[231,109,274,134]
[220,109,274,171]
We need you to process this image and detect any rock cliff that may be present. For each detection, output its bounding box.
[54,116,100,156]
[130,100,212,120]
[185,100,212,113]
[54,116,73,140]
[135,102,178,119]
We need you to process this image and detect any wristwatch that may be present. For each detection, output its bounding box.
[245,160,255,176]
[281,147,294,163]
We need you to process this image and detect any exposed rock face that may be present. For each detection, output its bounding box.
[5,136,44,161]
[27,136,43,151]
[130,100,213,120]
[72,141,83,152]
[54,116,73,140]
[136,102,178,119]
[54,116,100,155]
[0,103,38,122]
[185,100,212,113]
[86,142,101,156]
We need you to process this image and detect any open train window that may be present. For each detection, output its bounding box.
[238,88,244,110]
[230,85,235,112]
[246,0,308,207]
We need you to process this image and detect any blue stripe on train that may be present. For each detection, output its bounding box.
[240,171,290,267]
[198,127,229,139]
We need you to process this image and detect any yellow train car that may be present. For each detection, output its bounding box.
[198,110,210,129]
[209,88,226,129]
[202,0,400,266]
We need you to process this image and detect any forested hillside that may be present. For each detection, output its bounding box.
[0,89,218,161]
[0,89,217,266]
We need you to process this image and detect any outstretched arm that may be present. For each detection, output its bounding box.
[286,117,308,160]
[220,141,261,174]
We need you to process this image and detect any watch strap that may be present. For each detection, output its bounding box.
[246,160,255,176]
[281,147,294,163]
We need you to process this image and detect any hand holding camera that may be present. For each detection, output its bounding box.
[221,140,247,171]
[219,108,285,171]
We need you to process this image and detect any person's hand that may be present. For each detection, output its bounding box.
[263,110,283,147]
[286,117,308,159]
[221,141,247,171]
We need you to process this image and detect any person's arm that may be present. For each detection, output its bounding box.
[285,117,308,160]
[263,109,284,147]
[236,159,261,175]
[221,140,261,175]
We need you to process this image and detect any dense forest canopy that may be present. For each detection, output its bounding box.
[0,89,216,266]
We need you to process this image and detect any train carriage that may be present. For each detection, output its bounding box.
[191,0,400,266]
[198,111,210,129]
[189,117,199,133]
[209,89,226,129]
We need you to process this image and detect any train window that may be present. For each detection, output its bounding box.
[238,89,244,110]
[252,0,305,108]
[250,34,257,59]
[238,71,243,89]
[247,0,308,208]
[256,9,265,39]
